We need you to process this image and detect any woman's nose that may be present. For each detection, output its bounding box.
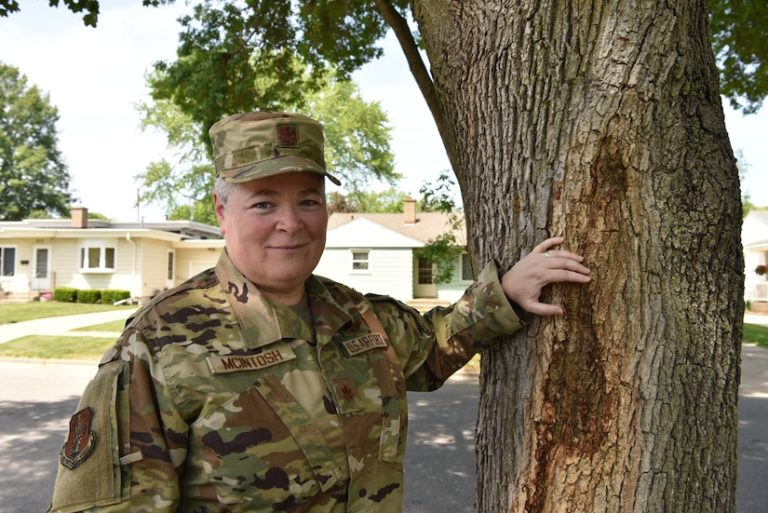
[275,205,303,233]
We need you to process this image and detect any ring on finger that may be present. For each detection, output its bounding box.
[544,251,551,258]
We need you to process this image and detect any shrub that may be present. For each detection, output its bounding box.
[102,289,131,305]
[76,289,102,304]
[53,287,78,303]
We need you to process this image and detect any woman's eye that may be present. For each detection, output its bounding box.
[251,202,273,210]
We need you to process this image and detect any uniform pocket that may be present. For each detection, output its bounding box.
[193,375,341,509]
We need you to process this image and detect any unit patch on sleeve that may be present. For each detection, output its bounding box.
[60,407,96,470]
[207,348,296,374]
[341,333,388,356]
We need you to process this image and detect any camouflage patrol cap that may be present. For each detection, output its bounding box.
[209,112,341,185]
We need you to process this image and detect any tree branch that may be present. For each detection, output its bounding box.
[373,0,459,173]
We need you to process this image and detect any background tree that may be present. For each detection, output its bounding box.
[304,76,397,193]
[417,171,465,284]
[0,62,74,220]
[137,72,396,224]
[136,97,217,223]
[709,0,768,113]
[0,0,169,27]
[327,188,408,213]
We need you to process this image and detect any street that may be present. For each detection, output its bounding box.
[0,360,96,513]
[738,344,768,513]
[0,350,765,513]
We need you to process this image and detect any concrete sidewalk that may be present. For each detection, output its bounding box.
[0,309,136,344]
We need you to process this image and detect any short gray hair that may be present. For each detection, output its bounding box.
[214,176,238,205]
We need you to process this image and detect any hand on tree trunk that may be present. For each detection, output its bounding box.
[501,237,591,316]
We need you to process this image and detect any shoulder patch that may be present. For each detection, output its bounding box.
[60,407,96,470]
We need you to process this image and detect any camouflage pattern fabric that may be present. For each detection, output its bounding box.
[209,112,341,185]
[48,251,521,513]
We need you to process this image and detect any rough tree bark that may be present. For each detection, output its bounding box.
[411,1,743,512]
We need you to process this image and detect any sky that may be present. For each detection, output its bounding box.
[0,1,766,221]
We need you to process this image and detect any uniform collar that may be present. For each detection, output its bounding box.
[305,274,354,347]
[215,251,352,349]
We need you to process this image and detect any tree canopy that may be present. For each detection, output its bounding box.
[710,0,768,113]
[147,1,407,144]
[0,62,74,220]
[327,188,408,213]
[0,0,170,27]
[2,1,763,118]
[137,72,396,224]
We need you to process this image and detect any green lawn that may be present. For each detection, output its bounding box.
[0,335,114,360]
[744,323,768,349]
[0,301,133,325]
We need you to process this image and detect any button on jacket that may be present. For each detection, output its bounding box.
[48,251,522,513]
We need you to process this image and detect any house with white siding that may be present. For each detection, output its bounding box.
[1,201,470,305]
[316,199,472,304]
[0,207,224,301]
[743,209,768,306]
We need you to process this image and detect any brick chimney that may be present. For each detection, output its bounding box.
[403,197,417,224]
[71,206,88,228]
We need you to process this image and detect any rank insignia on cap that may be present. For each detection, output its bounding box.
[277,123,299,147]
[60,407,96,470]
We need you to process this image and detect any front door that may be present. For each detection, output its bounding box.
[413,256,437,298]
[32,246,51,291]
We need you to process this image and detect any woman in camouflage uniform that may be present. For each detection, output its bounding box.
[48,112,590,513]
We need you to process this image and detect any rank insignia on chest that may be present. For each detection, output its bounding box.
[341,333,388,356]
[60,407,96,470]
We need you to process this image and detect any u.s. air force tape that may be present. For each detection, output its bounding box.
[207,348,296,374]
[341,333,387,356]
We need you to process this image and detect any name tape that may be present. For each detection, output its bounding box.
[341,333,388,357]
[207,348,296,374]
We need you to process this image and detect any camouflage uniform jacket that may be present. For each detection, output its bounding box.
[48,251,522,513]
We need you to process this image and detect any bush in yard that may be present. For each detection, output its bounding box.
[101,289,131,305]
[53,287,78,303]
[76,289,101,304]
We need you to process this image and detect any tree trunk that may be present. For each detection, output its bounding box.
[411,1,743,512]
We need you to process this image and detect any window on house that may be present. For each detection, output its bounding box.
[80,244,116,272]
[461,253,474,281]
[0,247,16,276]
[167,251,174,281]
[352,250,370,271]
[418,257,433,284]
